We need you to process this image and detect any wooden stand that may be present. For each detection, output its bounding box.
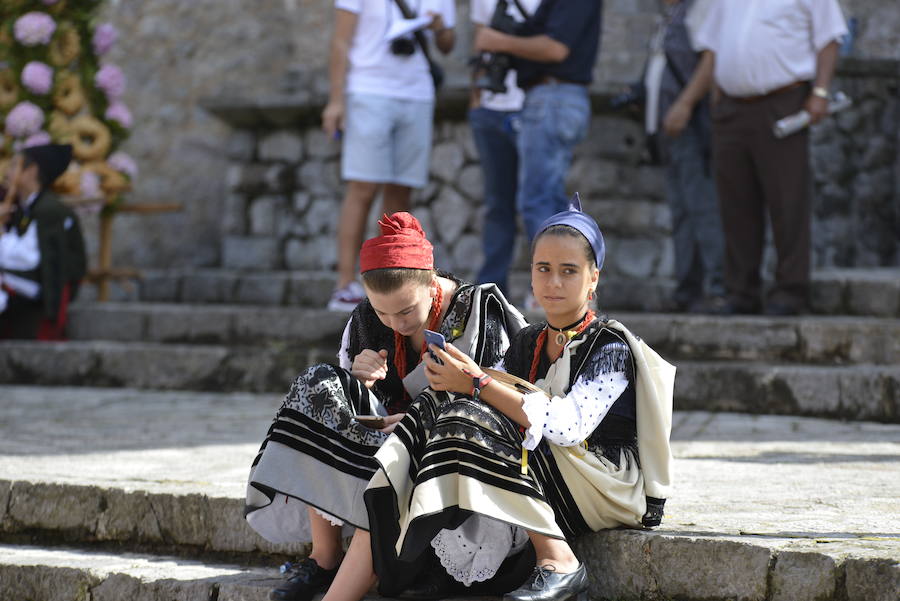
[74,194,182,301]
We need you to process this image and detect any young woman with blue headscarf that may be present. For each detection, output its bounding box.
[363,195,676,601]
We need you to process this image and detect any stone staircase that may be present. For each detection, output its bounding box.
[1,265,898,600]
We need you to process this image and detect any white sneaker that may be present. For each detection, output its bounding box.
[327,281,366,311]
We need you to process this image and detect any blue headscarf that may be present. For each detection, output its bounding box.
[534,193,605,271]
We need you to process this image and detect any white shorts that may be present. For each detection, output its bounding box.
[341,93,434,188]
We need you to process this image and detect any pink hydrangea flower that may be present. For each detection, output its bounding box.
[95,64,126,100]
[4,102,45,138]
[80,170,102,199]
[93,23,118,56]
[24,131,52,148]
[13,12,57,46]
[108,151,138,178]
[21,61,54,95]
[105,101,133,128]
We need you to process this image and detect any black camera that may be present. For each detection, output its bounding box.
[473,0,524,94]
[390,36,416,56]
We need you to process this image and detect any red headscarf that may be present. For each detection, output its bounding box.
[359,212,434,273]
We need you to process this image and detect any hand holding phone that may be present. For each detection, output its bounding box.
[424,329,446,364]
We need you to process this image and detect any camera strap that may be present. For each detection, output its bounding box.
[509,0,532,21]
[391,0,444,90]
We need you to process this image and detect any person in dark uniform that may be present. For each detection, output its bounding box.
[0,144,87,339]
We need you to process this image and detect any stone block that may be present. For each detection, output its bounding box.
[293,191,312,213]
[838,367,900,422]
[146,307,233,344]
[218,577,286,601]
[286,273,334,306]
[589,200,670,235]
[431,187,472,244]
[844,557,900,601]
[568,158,620,197]
[0,480,11,527]
[305,127,341,160]
[222,237,281,270]
[284,236,336,271]
[797,320,900,365]
[225,130,256,161]
[574,530,653,601]
[457,164,484,202]
[650,536,771,601]
[222,193,248,235]
[263,164,293,192]
[258,131,304,162]
[656,237,675,278]
[92,573,213,601]
[847,278,900,317]
[0,343,99,387]
[67,306,146,342]
[98,344,229,390]
[449,233,482,280]
[249,195,287,236]
[770,551,837,601]
[296,160,341,196]
[147,492,211,548]
[430,141,465,183]
[138,271,182,303]
[582,115,645,162]
[809,275,846,315]
[207,497,259,553]
[225,164,269,194]
[304,197,340,236]
[0,564,99,601]
[182,272,239,303]
[668,317,798,361]
[769,366,842,416]
[235,273,288,305]
[610,238,660,279]
[94,489,164,544]
[8,482,102,534]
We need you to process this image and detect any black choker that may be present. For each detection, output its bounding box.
[547,313,589,346]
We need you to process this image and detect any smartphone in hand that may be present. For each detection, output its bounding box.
[424,329,446,364]
[353,415,386,429]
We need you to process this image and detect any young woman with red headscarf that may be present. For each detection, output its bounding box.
[245,212,527,601]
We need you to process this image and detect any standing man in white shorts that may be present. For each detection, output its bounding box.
[323,0,456,311]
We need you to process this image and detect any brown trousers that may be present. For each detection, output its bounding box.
[712,84,811,310]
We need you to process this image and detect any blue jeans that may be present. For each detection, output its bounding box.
[470,107,520,294]
[664,123,725,304]
[517,83,591,240]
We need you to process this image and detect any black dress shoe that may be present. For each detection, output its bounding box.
[270,558,340,601]
[504,564,589,601]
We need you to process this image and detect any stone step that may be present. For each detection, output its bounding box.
[1,386,898,601]
[1,341,897,420]
[0,545,280,601]
[87,267,900,317]
[66,303,900,367]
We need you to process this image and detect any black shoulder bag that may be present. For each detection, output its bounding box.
[392,0,445,90]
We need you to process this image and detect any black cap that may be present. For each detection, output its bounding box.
[22,144,73,188]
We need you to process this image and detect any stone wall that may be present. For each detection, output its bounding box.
[101,0,900,270]
[214,57,900,284]
[217,111,674,282]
